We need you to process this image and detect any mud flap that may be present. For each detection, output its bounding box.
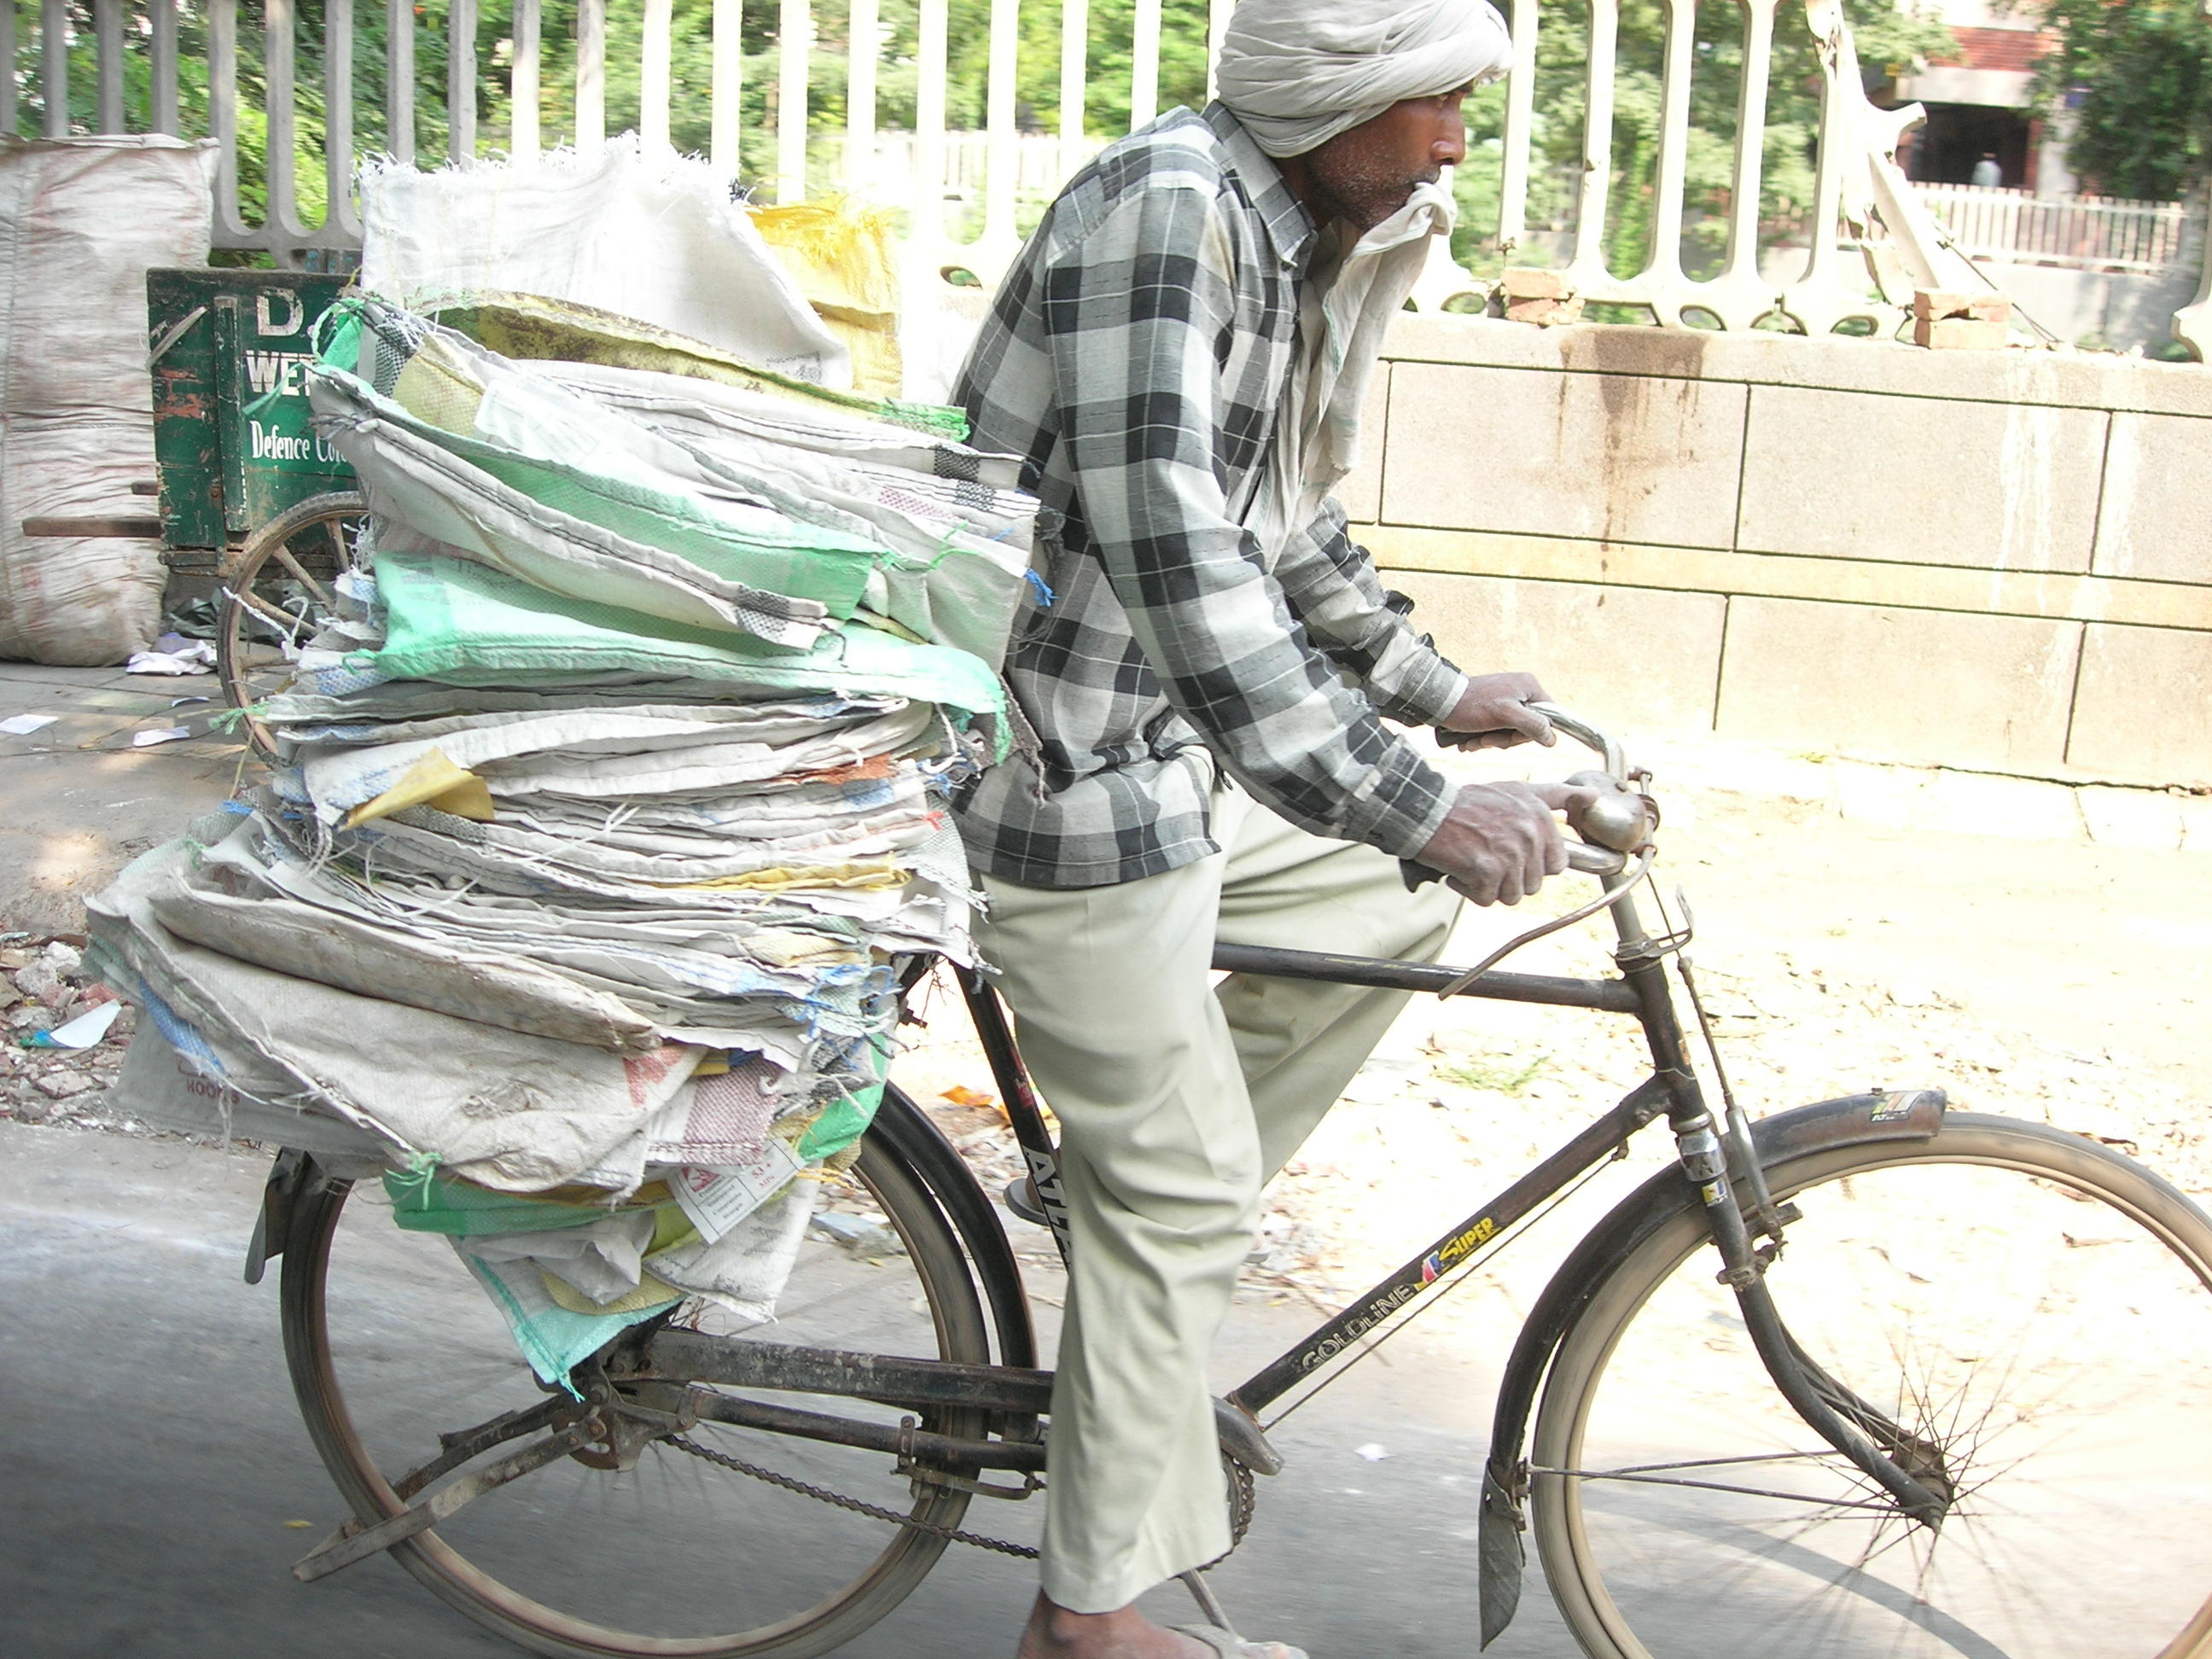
[1479,1460,1526,1647]
[244,1146,311,1284]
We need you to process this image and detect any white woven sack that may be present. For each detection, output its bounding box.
[358,137,851,388]
[0,136,216,416]
[91,837,709,1194]
[0,137,215,663]
[0,414,167,662]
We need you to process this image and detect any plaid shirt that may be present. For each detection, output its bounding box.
[953,102,1469,889]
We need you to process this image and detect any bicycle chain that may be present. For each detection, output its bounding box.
[667,1433,1041,1558]
[1202,1454,1257,1571]
[665,1435,1259,1563]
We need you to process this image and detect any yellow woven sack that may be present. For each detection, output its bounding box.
[748,197,904,399]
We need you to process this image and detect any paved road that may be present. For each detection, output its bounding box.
[0,1121,1584,1659]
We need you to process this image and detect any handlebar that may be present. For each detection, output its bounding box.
[1528,701,1628,783]
[1400,703,1650,892]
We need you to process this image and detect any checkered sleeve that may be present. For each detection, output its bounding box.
[1038,183,1457,860]
[1274,498,1469,727]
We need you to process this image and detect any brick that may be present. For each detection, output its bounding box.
[1382,360,1747,549]
[1375,311,2212,422]
[1504,295,1584,327]
[1912,288,2011,323]
[1500,267,1571,300]
[1913,317,2011,350]
[1737,385,2104,573]
[1386,572,1726,732]
[1715,597,2080,772]
[2065,622,2212,788]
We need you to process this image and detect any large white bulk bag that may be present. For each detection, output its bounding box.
[358,137,851,389]
[0,136,215,664]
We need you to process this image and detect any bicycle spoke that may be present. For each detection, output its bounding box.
[227,582,304,632]
[269,538,335,607]
[1534,1465,1898,1512]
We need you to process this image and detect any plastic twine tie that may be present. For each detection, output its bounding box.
[387,1150,442,1214]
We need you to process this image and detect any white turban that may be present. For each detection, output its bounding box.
[1216,0,1514,159]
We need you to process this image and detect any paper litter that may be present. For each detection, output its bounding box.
[90,291,1041,1383]
[26,1000,121,1050]
[126,638,216,675]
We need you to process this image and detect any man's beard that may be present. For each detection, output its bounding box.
[1306,146,1436,234]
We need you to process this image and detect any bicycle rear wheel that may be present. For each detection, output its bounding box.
[281,1137,995,1659]
[1532,1113,2212,1659]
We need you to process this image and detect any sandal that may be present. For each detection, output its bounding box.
[1172,1624,1308,1659]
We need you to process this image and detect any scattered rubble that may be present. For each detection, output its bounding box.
[0,929,136,1132]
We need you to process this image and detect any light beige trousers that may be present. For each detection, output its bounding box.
[973,781,1461,1611]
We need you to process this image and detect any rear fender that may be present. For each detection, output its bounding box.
[1475,1087,1947,1647]
[870,1083,1039,1374]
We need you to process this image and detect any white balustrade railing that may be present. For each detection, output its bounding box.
[10,0,2210,350]
[1911,183,2192,276]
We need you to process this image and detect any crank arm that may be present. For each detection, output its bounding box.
[393,1396,572,1500]
[294,1421,596,1582]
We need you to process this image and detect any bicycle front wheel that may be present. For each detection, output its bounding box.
[1532,1113,2212,1659]
[281,1136,995,1659]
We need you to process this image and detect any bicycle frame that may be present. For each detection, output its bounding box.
[610,859,1953,1545]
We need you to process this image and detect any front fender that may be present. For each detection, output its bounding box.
[1476,1086,1947,1647]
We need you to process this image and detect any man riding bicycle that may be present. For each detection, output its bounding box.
[952,1,1598,1653]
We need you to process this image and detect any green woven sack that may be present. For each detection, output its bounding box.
[364,551,1010,757]
[383,1166,672,1236]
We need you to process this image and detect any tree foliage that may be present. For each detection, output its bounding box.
[1466,0,1947,279]
[2035,0,2212,202]
[14,0,1946,268]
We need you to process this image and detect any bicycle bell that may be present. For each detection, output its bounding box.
[1565,770,1660,854]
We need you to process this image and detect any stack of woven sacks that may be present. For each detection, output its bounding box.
[90,297,1037,1380]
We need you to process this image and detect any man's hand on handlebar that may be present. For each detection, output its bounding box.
[1414,781,1606,907]
[1436,672,1557,752]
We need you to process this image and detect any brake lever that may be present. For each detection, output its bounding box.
[1400,840,1626,893]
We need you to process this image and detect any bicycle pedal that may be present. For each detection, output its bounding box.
[1004,1176,1049,1227]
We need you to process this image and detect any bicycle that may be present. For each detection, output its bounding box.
[250,707,2212,1659]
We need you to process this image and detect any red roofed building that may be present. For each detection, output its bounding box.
[1888,1,2069,194]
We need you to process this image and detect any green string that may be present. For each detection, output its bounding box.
[386,1150,442,1213]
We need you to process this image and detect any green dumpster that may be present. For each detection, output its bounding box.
[147,268,356,566]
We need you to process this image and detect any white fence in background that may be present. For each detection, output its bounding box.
[9,0,2212,351]
[1912,183,2192,276]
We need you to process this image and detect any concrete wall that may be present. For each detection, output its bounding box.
[1347,317,2212,790]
